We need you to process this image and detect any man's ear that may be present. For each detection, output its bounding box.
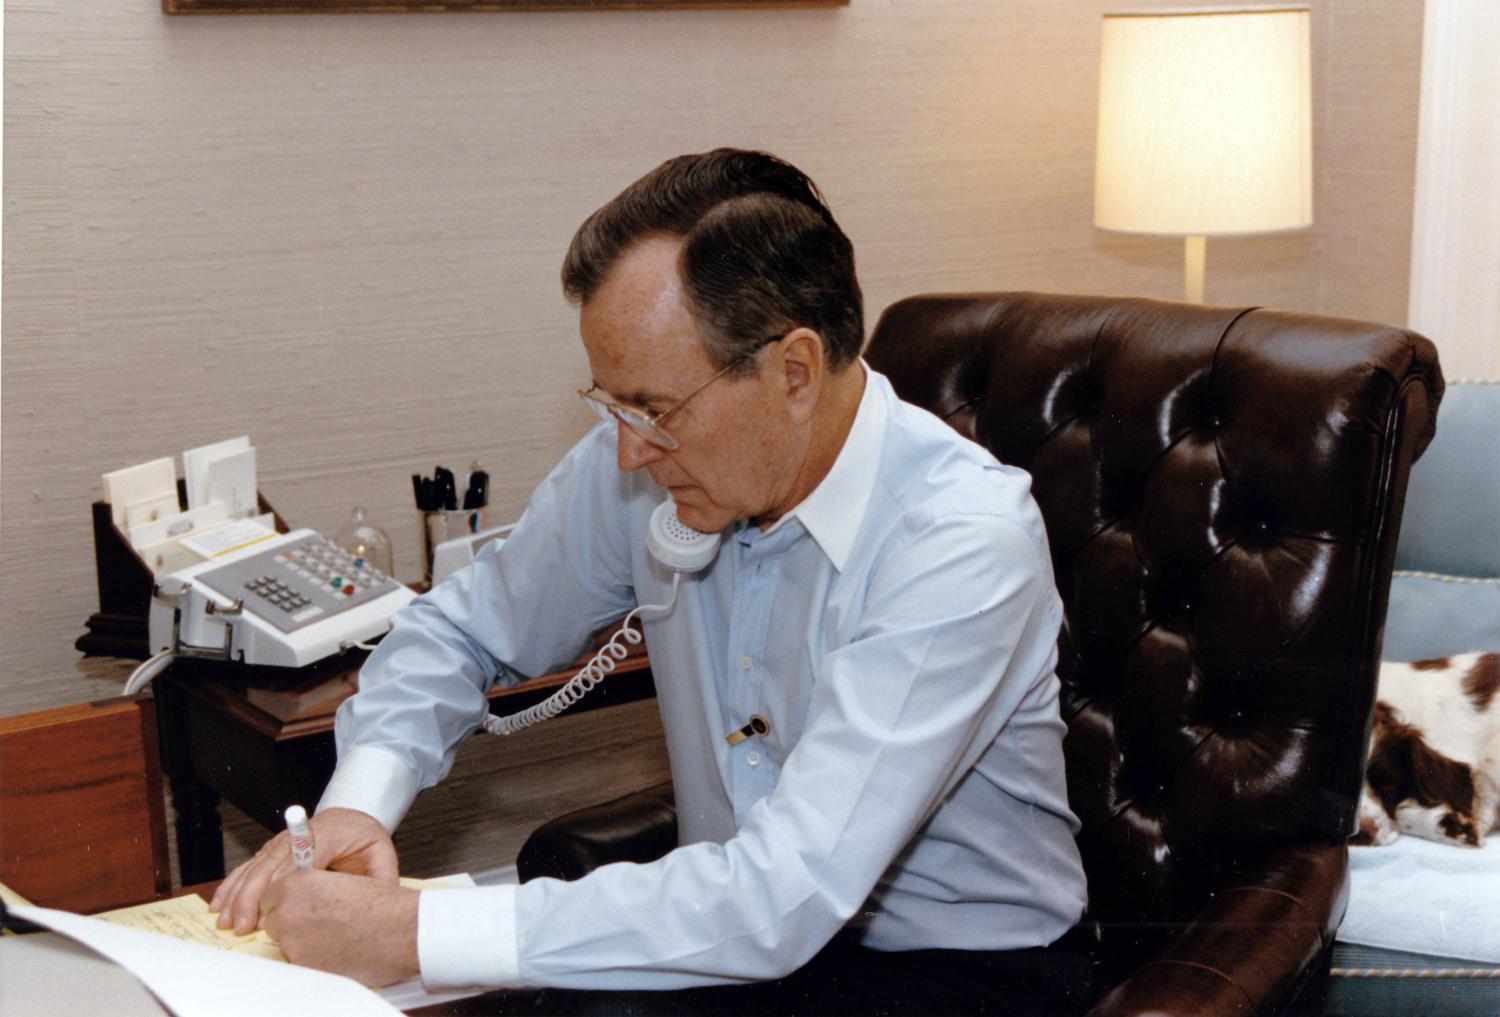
[777,328,824,424]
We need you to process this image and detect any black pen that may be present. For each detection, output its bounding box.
[435,467,458,511]
[463,469,488,510]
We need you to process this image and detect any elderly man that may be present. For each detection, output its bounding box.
[212,149,1091,1015]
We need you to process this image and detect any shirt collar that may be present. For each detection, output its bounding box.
[759,361,886,571]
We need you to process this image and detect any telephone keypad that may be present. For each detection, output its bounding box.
[197,533,403,635]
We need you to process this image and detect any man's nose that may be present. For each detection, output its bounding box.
[616,421,666,473]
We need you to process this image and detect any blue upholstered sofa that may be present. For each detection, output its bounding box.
[1382,380,1500,662]
[1329,380,1500,1016]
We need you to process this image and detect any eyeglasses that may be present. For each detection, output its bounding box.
[578,334,784,451]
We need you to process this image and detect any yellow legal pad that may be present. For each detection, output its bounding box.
[93,875,470,963]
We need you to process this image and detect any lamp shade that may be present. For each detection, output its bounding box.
[1095,5,1312,237]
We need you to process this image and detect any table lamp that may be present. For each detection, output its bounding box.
[1094,4,1313,303]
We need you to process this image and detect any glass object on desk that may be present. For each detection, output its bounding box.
[334,506,394,577]
[421,508,484,587]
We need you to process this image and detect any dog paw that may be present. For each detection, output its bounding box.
[1438,811,1482,847]
[1355,816,1400,846]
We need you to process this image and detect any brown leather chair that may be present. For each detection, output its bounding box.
[518,292,1444,1016]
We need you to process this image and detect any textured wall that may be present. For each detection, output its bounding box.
[1315,1,1426,329]
[2,0,1424,715]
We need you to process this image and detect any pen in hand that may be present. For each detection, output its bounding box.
[285,804,315,869]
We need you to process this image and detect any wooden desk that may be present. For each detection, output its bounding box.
[155,639,654,885]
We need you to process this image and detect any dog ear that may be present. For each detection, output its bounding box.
[1364,730,1410,818]
[1406,732,1477,816]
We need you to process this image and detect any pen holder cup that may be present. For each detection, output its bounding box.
[421,509,485,587]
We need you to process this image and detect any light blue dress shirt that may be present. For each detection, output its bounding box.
[319,368,1087,992]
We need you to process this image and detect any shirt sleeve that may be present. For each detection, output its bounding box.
[417,508,1063,992]
[317,423,639,831]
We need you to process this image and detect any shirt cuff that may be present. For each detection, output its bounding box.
[314,744,419,833]
[418,885,520,990]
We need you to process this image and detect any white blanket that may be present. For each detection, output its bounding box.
[1340,836,1500,964]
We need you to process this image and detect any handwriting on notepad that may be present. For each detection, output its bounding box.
[95,893,285,960]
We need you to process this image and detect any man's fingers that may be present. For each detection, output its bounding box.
[210,836,277,913]
[236,869,285,933]
[214,833,293,933]
[231,856,291,934]
[330,836,399,882]
[212,857,261,927]
[365,847,399,883]
[209,860,246,913]
[213,842,260,925]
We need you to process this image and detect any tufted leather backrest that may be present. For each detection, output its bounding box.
[865,293,1443,956]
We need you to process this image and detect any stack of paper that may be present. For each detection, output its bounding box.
[5,875,484,1014]
[9,902,404,1017]
[101,437,277,576]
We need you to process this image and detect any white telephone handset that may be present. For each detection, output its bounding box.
[646,499,721,573]
[483,501,718,736]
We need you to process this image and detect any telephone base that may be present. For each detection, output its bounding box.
[147,529,416,670]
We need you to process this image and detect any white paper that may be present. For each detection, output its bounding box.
[135,536,208,578]
[183,436,250,510]
[102,457,177,527]
[10,903,403,1017]
[127,501,230,551]
[124,491,183,530]
[206,446,258,519]
[179,517,277,559]
[1,933,166,1017]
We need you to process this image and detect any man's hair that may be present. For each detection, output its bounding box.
[561,148,864,374]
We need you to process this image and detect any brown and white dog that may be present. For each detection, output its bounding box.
[1356,652,1500,848]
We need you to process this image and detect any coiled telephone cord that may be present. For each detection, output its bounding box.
[482,573,681,737]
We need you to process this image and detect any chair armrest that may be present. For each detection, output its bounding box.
[516,782,676,883]
[1090,840,1348,1017]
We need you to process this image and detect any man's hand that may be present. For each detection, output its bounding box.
[262,869,420,987]
[209,807,398,934]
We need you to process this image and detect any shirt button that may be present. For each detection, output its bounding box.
[747,752,761,766]
[739,655,753,670]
